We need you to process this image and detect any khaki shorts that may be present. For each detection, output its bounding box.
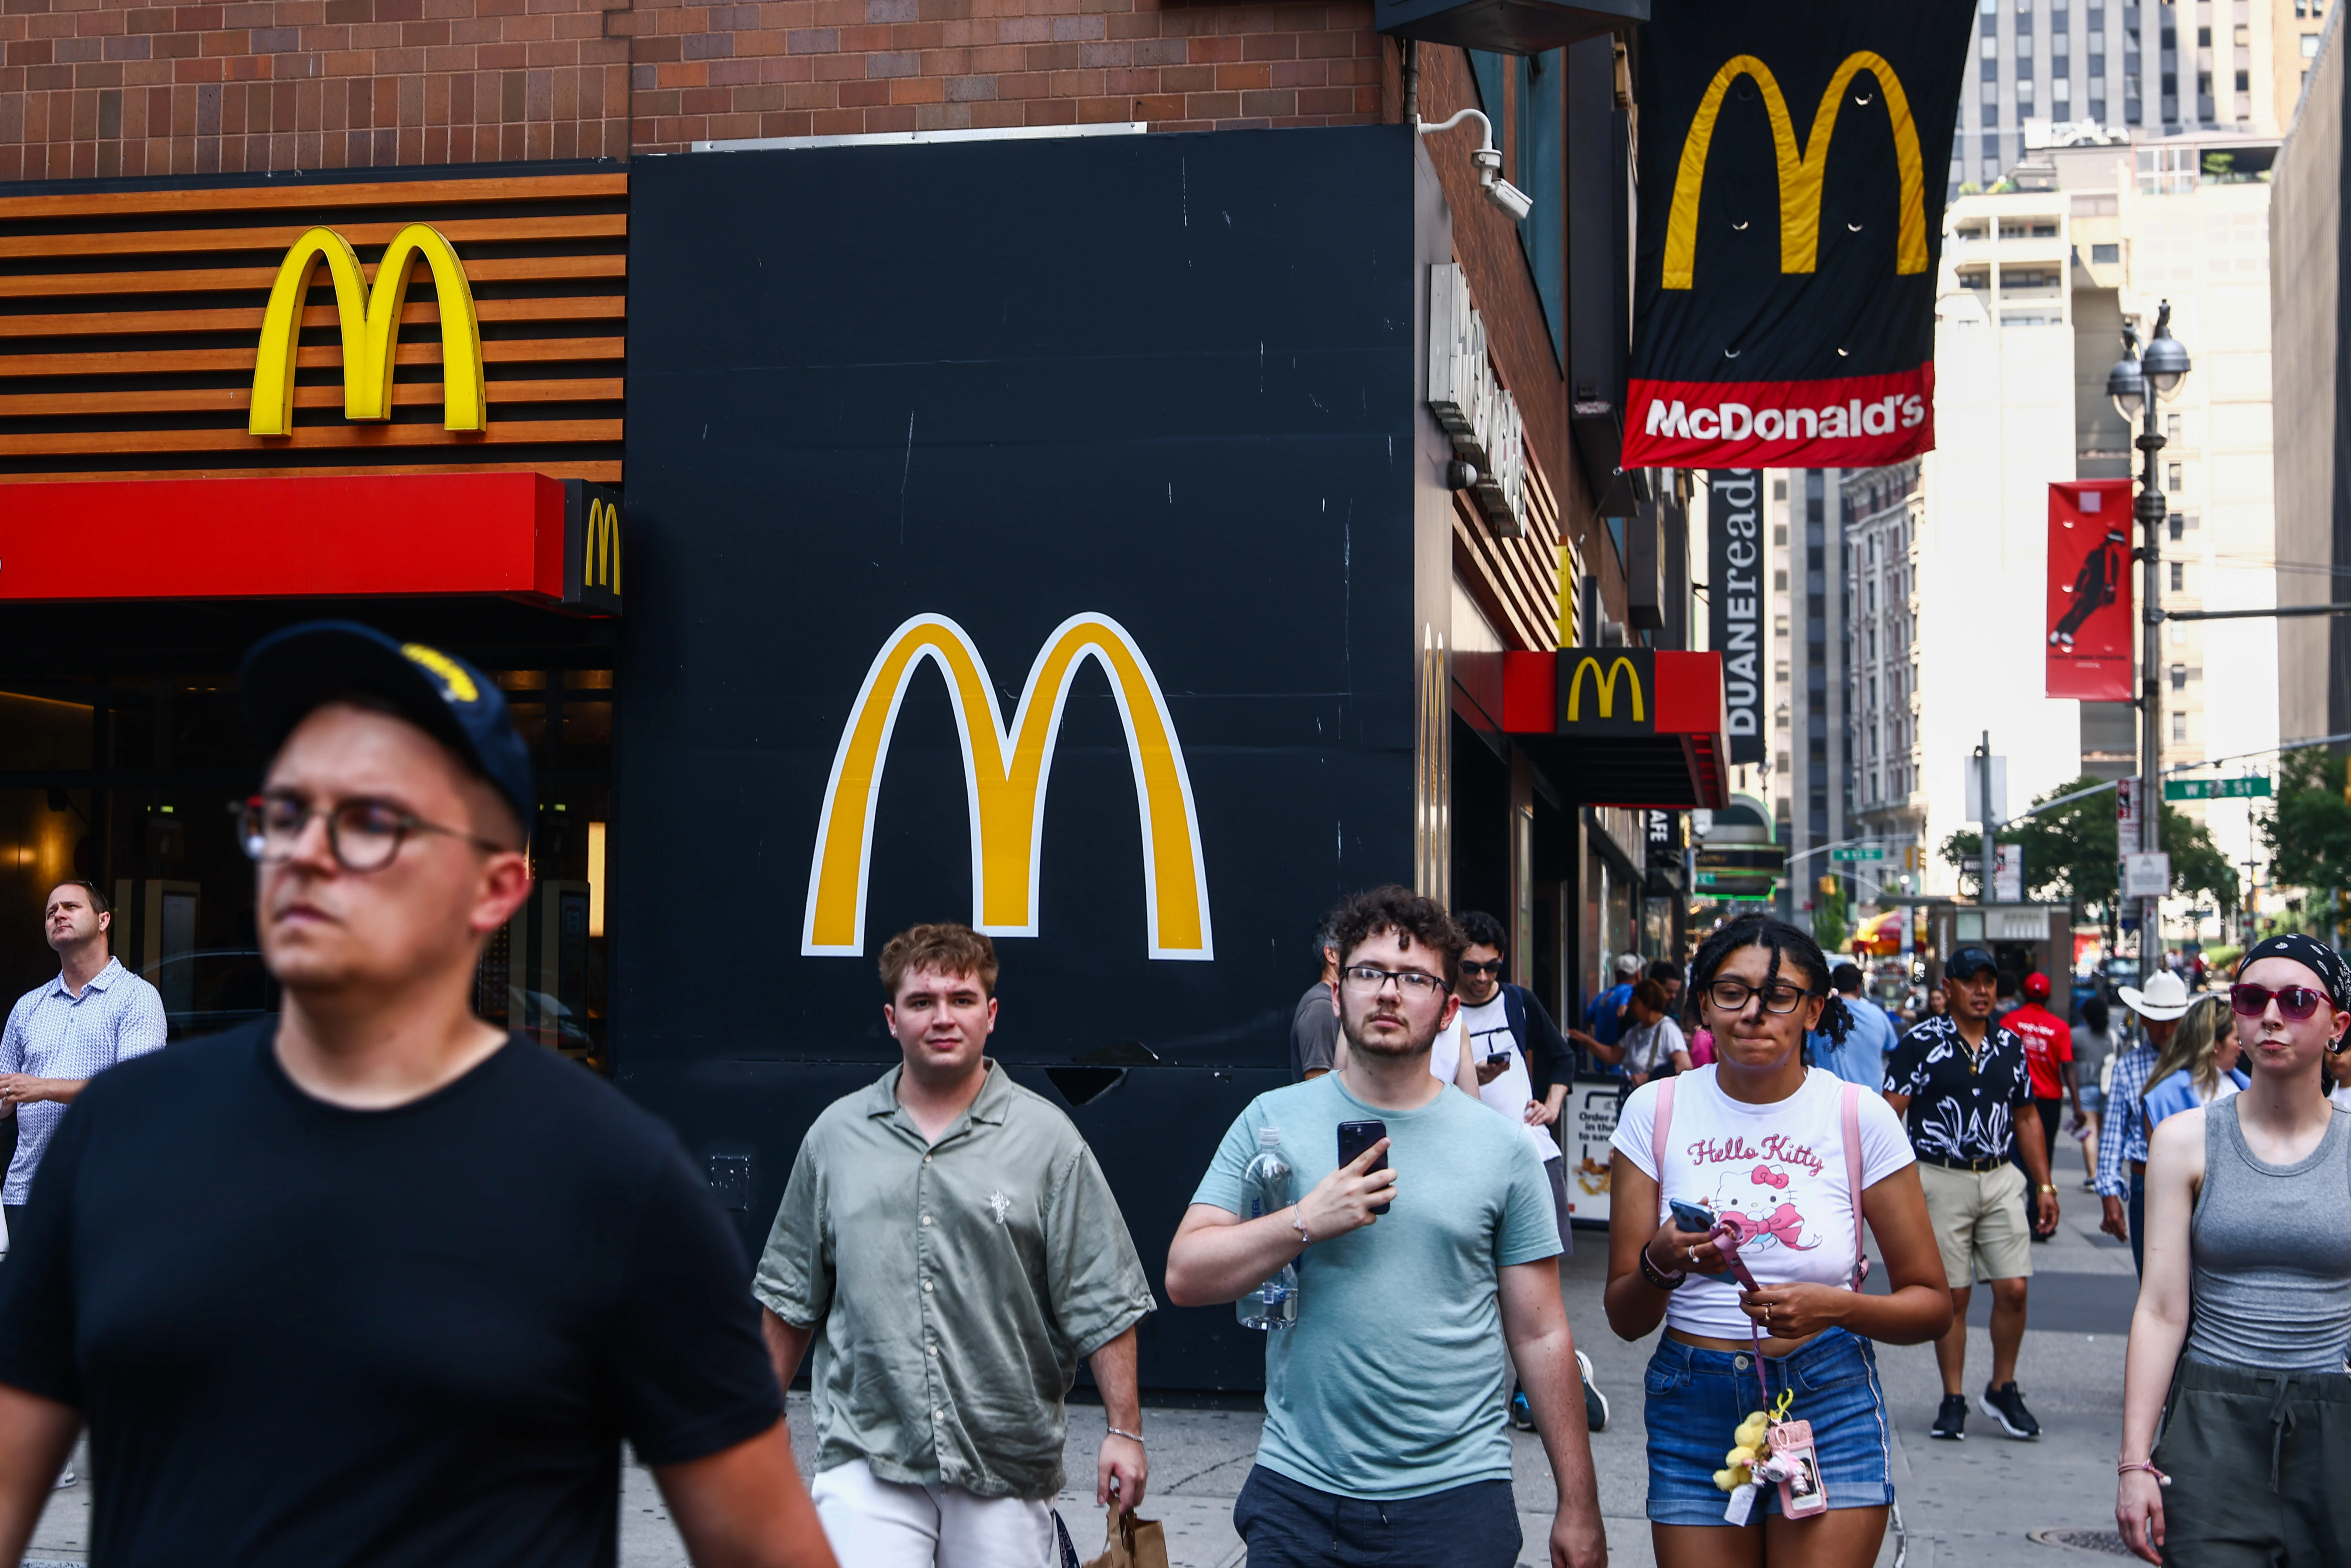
[1915,1160,2033,1288]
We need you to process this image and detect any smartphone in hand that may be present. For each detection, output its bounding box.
[1668,1198,1719,1234]
[1337,1119,1391,1215]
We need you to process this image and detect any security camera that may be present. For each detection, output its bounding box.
[1447,458,1481,490]
[1486,178,1533,223]
[1416,107,1535,224]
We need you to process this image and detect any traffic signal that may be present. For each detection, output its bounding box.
[1819,874,1837,896]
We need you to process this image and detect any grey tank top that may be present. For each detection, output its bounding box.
[2186,1098,2351,1371]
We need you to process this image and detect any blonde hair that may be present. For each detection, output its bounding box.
[2150,993,2231,1099]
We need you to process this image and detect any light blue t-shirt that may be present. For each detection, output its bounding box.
[1811,998,1897,1090]
[1190,1073,1561,1500]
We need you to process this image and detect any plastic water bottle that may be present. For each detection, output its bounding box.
[1237,1127,1299,1330]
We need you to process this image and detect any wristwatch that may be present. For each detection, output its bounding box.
[2037,1183,2058,1194]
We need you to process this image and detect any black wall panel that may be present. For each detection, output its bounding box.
[619,125,1424,1388]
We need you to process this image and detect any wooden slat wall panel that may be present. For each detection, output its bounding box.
[1454,449,1566,656]
[0,167,626,485]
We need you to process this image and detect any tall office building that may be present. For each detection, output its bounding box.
[1955,0,2303,198]
[1765,470,1852,920]
[1843,464,1929,894]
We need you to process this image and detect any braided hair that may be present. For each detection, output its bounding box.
[1686,913,1853,1046]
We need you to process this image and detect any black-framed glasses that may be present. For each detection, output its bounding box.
[237,792,509,873]
[1340,964,1450,999]
[1705,978,1815,1016]
[2230,982,2328,1021]
[1460,958,1506,977]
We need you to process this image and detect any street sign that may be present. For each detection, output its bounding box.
[2122,851,2171,899]
[1830,847,1885,861]
[2163,776,2271,801]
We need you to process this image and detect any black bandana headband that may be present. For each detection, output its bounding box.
[2237,933,2351,1013]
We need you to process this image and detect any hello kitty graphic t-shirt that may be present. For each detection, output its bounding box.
[1612,1066,1914,1339]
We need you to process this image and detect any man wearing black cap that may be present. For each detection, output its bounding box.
[1883,945,2058,1443]
[0,623,835,1568]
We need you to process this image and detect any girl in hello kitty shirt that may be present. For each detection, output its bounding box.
[1604,915,1951,1568]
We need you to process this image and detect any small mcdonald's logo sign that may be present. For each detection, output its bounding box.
[248,224,486,438]
[563,481,622,613]
[1556,649,1656,735]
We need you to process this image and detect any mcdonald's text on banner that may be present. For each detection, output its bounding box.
[1623,1,1976,469]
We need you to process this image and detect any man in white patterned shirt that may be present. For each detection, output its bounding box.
[0,880,166,1230]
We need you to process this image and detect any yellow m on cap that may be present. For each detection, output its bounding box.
[1662,51,1927,291]
[248,224,486,437]
[802,613,1213,961]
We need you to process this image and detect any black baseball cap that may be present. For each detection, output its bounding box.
[238,622,535,837]
[1946,945,1999,981]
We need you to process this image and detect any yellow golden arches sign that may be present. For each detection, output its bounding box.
[1661,51,1927,291]
[801,613,1213,961]
[248,224,487,437]
[585,497,620,594]
[1565,655,1646,723]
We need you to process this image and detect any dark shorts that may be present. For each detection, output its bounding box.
[1233,1465,1520,1568]
[1643,1328,1893,1526]
[2153,1357,2351,1565]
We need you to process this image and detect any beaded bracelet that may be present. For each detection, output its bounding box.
[1638,1243,1688,1291]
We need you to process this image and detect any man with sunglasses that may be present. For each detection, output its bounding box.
[0,623,835,1568]
[1883,944,2058,1444]
[1167,886,1605,1568]
[1438,911,1609,1434]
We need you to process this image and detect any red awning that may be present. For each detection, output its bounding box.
[1496,648,1729,810]
[0,473,620,613]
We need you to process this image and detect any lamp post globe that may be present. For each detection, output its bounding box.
[2143,319,2191,396]
[2107,352,2147,422]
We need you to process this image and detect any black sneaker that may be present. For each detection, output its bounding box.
[1509,1389,1536,1431]
[1931,1393,1968,1440]
[1980,1381,2041,1439]
[1578,1349,1609,1433]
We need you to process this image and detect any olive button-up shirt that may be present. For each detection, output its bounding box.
[753,1062,1156,1501]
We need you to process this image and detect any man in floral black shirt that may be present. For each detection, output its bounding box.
[1884,946,2058,1443]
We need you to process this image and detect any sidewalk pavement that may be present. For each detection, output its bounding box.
[22,1172,2141,1567]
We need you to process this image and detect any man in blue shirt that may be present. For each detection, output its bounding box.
[1812,963,1897,1089]
[1581,951,1643,1074]
[1166,886,1605,1568]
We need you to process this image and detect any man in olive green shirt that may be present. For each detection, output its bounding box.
[756,923,1156,1567]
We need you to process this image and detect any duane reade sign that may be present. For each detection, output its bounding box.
[1707,469,1766,763]
[1428,263,1529,537]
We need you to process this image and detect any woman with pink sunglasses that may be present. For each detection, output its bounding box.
[2116,933,2351,1564]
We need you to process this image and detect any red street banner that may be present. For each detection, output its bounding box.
[1620,0,1976,469]
[2046,480,2135,700]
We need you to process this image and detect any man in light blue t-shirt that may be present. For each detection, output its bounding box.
[1166,886,1606,1568]
[1811,962,1897,1090]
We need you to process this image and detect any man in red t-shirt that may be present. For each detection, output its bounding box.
[2003,974,2076,1240]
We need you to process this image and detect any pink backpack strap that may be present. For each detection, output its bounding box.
[1651,1077,1678,1223]
[1842,1083,1870,1290]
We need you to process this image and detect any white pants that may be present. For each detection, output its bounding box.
[810,1457,1057,1568]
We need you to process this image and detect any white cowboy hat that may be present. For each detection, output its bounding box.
[2118,969,2192,1021]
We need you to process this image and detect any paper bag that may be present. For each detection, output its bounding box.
[1081,1506,1169,1568]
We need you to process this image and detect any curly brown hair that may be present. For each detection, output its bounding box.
[878,922,999,999]
[1326,885,1466,990]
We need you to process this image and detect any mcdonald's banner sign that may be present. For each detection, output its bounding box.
[0,473,618,615]
[1620,0,1977,469]
[2046,479,2135,701]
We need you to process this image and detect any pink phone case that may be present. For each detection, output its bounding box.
[1769,1419,1828,1518]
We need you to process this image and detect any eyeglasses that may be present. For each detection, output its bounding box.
[1459,959,1505,977]
[1340,964,1450,999]
[238,792,509,873]
[2230,982,2330,1021]
[1705,979,1815,1016]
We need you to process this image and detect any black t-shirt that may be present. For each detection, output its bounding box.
[1883,1013,2035,1164]
[0,1022,781,1568]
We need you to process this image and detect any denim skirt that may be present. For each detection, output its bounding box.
[1642,1327,1894,1526]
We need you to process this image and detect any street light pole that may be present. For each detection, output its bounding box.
[2110,301,2190,972]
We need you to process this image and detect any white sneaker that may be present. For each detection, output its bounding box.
[1576,1348,1609,1433]
[54,1464,75,1489]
